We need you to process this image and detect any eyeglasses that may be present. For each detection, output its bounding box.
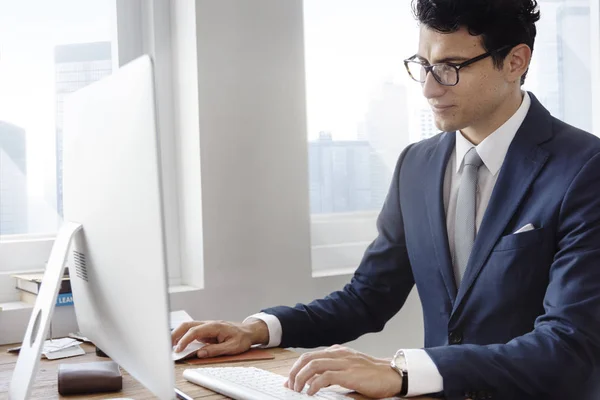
[403,45,512,87]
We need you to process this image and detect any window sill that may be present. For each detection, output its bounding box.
[0,301,34,311]
[0,285,201,313]
[168,285,201,294]
[0,286,202,346]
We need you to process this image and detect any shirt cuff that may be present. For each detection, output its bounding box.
[402,348,444,396]
[243,312,282,348]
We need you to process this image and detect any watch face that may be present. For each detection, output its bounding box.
[394,351,407,370]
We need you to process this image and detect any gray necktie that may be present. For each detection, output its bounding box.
[454,147,484,286]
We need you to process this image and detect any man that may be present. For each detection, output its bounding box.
[173,0,600,398]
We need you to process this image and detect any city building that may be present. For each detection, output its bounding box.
[0,121,27,235]
[309,82,412,213]
[365,82,410,209]
[309,132,372,213]
[54,41,112,217]
[419,107,438,141]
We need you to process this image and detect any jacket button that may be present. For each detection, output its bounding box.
[449,331,463,344]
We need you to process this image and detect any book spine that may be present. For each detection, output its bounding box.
[59,279,72,294]
[55,293,74,307]
[15,279,71,295]
[16,280,41,295]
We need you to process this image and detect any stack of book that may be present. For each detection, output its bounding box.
[12,272,73,307]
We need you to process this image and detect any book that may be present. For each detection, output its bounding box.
[12,272,71,295]
[56,292,74,307]
[20,291,74,307]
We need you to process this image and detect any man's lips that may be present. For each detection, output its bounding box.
[430,104,455,113]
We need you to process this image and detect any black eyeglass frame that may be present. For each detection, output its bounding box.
[403,45,513,87]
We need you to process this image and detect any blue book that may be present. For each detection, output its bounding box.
[55,293,74,307]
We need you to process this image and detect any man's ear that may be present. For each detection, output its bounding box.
[504,44,532,84]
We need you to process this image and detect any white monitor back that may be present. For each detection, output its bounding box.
[62,55,174,399]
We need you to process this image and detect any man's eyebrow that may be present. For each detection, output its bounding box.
[415,54,471,64]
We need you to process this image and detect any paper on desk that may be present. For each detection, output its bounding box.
[170,310,193,330]
[41,338,85,360]
[43,345,85,360]
[43,337,79,352]
[68,331,92,342]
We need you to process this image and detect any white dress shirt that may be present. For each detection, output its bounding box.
[246,92,531,396]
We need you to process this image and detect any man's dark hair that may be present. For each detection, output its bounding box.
[412,0,540,84]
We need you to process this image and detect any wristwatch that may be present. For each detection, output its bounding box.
[390,349,409,396]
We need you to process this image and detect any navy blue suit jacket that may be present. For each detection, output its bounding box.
[263,94,600,399]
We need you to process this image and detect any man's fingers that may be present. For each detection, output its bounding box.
[306,375,319,387]
[306,371,344,396]
[197,341,240,358]
[285,368,322,389]
[287,352,317,390]
[171,321,203,346]
[287,349,352,390]
[293,358,347,393]
[175,323,222,352]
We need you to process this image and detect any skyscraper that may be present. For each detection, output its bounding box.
[529,2,591,132]
[419,107,438,141]
[532,3,562,119]
[309,82,412,214]
[556,3,592,132]
[0,121,27,235]
[365,82,410,210]
[54,42,112,217]
[309,132,372,213]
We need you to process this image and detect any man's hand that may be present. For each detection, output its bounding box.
[284,345,403,398]
[171,318,269,358]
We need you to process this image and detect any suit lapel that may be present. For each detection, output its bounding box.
[425,132,457,304]
[451,93,552,316]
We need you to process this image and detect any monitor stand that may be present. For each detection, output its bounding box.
[9,222,83,400]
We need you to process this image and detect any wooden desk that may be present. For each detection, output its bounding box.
[0,342,437,400]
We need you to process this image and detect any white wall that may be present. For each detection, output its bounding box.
[169,0,424,357]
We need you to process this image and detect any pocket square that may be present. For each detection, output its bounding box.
[514,223,535,234]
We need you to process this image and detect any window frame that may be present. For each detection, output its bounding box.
[0,0,190,302]
[115,0,184,286]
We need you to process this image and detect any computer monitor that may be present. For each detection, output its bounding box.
[63,54,175,399]
[9,55,175,400]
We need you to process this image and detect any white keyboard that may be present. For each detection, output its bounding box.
[182,367,353,400]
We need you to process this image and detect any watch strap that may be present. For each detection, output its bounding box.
[391,350,409,396]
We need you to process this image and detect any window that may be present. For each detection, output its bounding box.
[0,0,191,293]
[0,2,199,344]
[304,0,597,274]
[0,1,114,237]
[524,1,593,132]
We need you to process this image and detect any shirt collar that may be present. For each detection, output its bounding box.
[455,91,531,176]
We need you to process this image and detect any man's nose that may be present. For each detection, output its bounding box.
[422,70,446,100]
